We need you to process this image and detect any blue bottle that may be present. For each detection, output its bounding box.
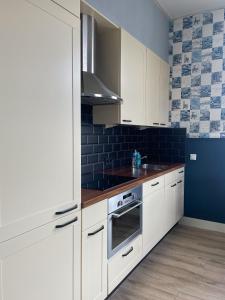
[136,152,141,168]
[132,150,138,168]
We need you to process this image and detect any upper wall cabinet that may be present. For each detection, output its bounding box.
[146,49,170,127]
[120,30,146,125]
[0,0,81,242]
[93,28,146,126]
[92,29,169,127]
[51,0,80,17]
[82,1,170,127]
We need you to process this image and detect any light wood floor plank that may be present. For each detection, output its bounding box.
[109,225,225,300]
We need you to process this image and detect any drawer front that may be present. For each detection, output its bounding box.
[143,175,165,196]
[108,235,142,293]
[82,200,107,231]
[165,167,184,185]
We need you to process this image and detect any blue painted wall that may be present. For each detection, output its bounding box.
[86,0,170,62]
[185,139,225,223]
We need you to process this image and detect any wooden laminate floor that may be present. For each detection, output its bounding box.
[109,225,225,300]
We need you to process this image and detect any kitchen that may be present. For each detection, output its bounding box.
[1,0,225,300]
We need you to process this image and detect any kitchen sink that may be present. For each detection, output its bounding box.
[141,163,169,171]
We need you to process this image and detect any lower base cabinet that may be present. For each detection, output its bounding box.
[165,170,184,231]
[143,187,165,257]
[82,220,107,300]
[0,212,81,300]
[176,178,184,222]
[108,235,142,294]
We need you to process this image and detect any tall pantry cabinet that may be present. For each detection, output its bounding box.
[0,0,81,299]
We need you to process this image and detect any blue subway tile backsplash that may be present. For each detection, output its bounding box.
[81,105,186,187]
[169,8,225,138]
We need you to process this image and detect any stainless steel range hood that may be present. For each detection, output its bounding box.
[81,14,122,105]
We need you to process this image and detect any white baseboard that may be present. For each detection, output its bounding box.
[180,217,225,233]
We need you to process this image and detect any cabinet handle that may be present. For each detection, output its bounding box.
[55,204,78,215]
[153,122,159,125]
[178,170,184,174]
[177,180,182,184]
[88,225,104,236]
[160,123,166,126]
[151,182,159,187]
[122,120,132,123]
[171,183,177,188]
[55,217,78,229]
[122,246,133,257]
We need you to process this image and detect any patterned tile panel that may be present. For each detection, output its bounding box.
[169,8,225,138]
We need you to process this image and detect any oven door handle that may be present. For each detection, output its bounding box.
[111,201,142,219]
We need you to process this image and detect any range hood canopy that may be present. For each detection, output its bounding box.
[81,14,122,105]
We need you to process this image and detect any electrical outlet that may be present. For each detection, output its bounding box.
[190,154,197,161]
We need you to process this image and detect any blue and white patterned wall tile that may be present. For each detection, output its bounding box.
[169,8,225,138]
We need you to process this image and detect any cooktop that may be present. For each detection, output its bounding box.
[86,174,136,191]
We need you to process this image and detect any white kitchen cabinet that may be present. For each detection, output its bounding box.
[0,0,81,242]
[93,29,146,126]
[82,220,107,300]
[82,200,107,231]
[108,235,142,294]
[165,181,178,231]
[145,49,160,126]
[52,0,80,17]
[176,178,184,222]
[143,169,184,258]
[164,169,185,231]
[159,59,170,126]
[143,176,165,257]
[0,212,81,300]
[120,30,146,125]
[145,49,170,127]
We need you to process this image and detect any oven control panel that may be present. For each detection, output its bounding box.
[108,185,142,214]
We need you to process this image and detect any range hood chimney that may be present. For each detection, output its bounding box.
[81,14,122,105]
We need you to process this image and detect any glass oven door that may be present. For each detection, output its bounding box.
[108,200,142,258]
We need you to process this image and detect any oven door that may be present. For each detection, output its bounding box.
[108,200,142,258]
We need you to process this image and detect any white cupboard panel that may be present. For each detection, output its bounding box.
[143,175,165,196]
[108,235,142,294]
[159,59,170,126]
[165,167,185,185]
[82,200,107,231]
[82,220,107,300]
[165,181,178,231]
[143,188,165,256]
[145,49,169,127]
[145,49,160,126]
[0,212,81,300]
[0,0,80,240]
[121,30,146,126]
[176,178,184,222]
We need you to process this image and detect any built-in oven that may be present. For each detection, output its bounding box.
[107,185,142,258]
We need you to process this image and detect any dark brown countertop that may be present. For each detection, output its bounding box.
[81,163,185,208]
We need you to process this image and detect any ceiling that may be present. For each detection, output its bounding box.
[156,0,225,19]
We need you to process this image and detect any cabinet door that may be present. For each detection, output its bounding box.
[52,0,80,17]
[0,212,81,300]
[82,220,107,300]
[0,0,80,240]
[145,49,160,126]
[121,30,146,126]
[108,235,142,294]
[164,182,178,232]
[159,59,170,126]
[143,188,165,256]
[176,178,184,222]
